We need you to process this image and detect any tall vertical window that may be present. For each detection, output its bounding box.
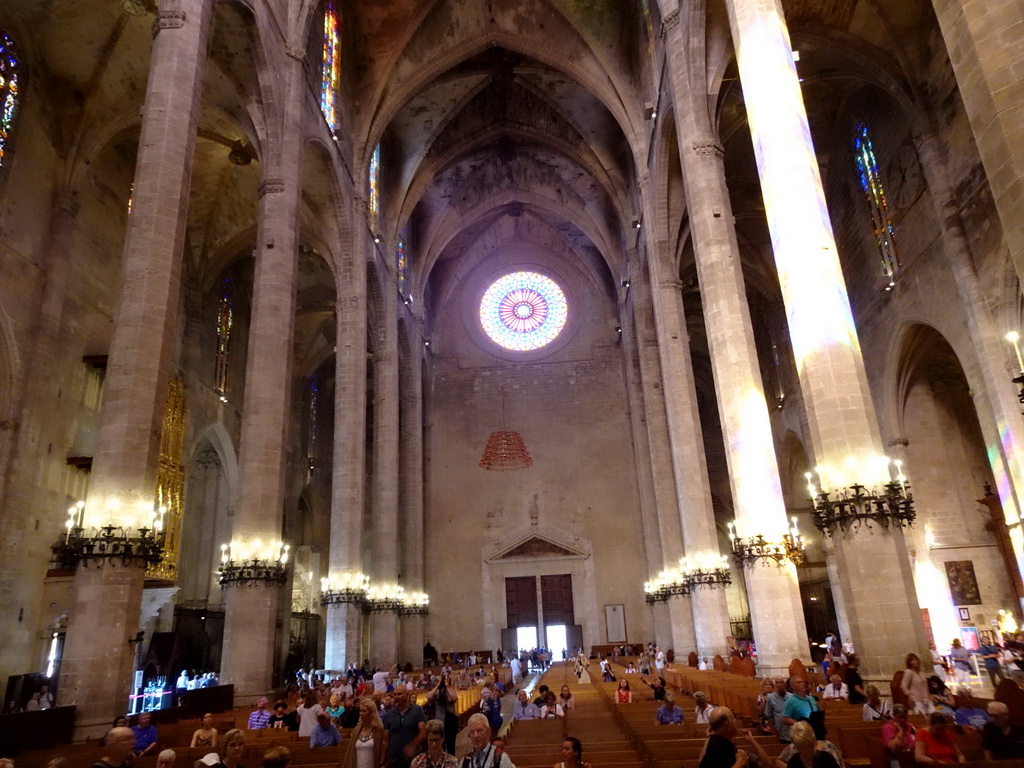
[396,227,408,294]
[320,2,341,134]
[0,32,18,169]
[369,143,381,230]
[853,122,898,282]
[307,373,318,473]
[215,278,233,398]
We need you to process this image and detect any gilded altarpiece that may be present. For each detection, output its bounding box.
[148,378,185,579]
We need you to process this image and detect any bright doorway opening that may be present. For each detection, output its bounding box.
[516,625,538,653]
[545,624,567,661]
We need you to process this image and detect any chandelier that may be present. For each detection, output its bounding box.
[479,429,532,471]
[218,540,289,588]
[728,519,805,567]
[321,572,370,605]
[52,499,165,569]
[805,464,916,535]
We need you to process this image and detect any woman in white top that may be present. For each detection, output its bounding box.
[540,691,565,718]
[558,685,575,711]
[296,692,325,737]
[344,699,385,768]
[693,692,713,724]
[862,685,893,721]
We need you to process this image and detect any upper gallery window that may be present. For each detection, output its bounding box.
[853,122,899,284]
[320,2,341,134]
[0,32,20,169]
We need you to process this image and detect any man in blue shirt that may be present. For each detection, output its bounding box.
[512,690,538,720]
[764,677,791,742]
[132,712,159,757]
[310,712,342,748]
[781,678,818,739]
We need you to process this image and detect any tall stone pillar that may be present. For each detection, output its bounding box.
[56,0,213,733]
[0,190,78,679]
[929,0,1024,284]
[324,216,369,670]
[220,52,306,698]
[399,316,426,666]
[637,223,730,658]
[628,256,697,653]
[722,0,927,675]
[369,277,400,666]
[661,13,808,671]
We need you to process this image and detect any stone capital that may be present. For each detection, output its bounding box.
[152,9,186,37]
[258,178,287,197]
[54,190,80,220]
[660,10,680,38]
[887,437,909,447]
[693,140,724,158]
[659,278,684,291]
[286,46,307,64]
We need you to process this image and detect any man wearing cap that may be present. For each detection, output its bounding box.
[249,697,273,730]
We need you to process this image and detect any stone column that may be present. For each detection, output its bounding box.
[220,51,306,698]
[661,13,808,671]
[324,216,369,671]
[929,0,1024,284]
[912,122,1024,582]
[722,0,927,676]
[0,190,78,678]
[628,256,697,653]
[637,221,731,658]
[399,316,426,666]
[57,0,213,733]
[369,276,400,666]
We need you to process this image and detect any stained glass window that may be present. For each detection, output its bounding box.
[480,272,568,352]
[127,182,134,215]
[396,227,408,293]
[853,122,898,282]
[0,32,18,169]
[307,373,318,473]
[320,2,341,134]
[215,278,233,398]
[369,143,381,229]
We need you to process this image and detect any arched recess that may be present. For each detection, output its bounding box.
[894,323,1013,648]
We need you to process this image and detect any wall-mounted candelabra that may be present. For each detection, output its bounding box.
[728,519,804,567]
[218,540,289,587]
[52,499,166,569]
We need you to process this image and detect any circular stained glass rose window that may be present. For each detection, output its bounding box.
[479,271,568,351]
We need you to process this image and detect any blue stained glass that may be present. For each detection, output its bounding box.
[853,122,898,280]
[479,272,568,351]
[0,33,19,167]
[396,227,408,291]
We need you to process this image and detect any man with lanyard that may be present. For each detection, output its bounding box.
[383,684,427,768]
[698,707,770,768]
[512,690,539,720]
[461,714,515,768]
[781,677,818,741]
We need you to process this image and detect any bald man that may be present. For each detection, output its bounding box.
[699,707,770,768]
[982,701,1024,760]
[382,684,426,768]
[93,727,134,768]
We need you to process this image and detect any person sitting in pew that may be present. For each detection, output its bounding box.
[513,689,539,720]
[655,692,684,725]
[862,685,892,721]
[157,749,176,768]
[774,721,843,768]
[641,675,666,701]
[615,679,632,704]
[951,688,991,731]
[94,726,135,768]
[982,701,1024,760]
[191,713,219,747]
[555,736,591,768]
[625,662,637,674]
[694,692,714,725]
[881,705,915,768]
[915,712,964,764]
[821,675,847,701]
[540,691,564,719]
[262,746,291,768]
[698,707,771,768]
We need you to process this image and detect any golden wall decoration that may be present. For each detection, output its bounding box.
[149,377,185,580]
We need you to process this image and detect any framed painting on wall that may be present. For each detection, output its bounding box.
[945,560,982,605]
[605,604,626,643]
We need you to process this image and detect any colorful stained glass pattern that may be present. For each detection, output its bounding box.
[369,143,381,228]
[480,272,568,351]
[320,2,341,133]
[853,122,898,280]
[0,32,19,168]
[396,227,408,292]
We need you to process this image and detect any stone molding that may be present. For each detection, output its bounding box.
[659,278,684,291]
[258,178,286,197]
[693,140,725,158]
[152,9,186,37]
[660,10,680,38]
[286,46,307,63]
[887,437,909,447]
